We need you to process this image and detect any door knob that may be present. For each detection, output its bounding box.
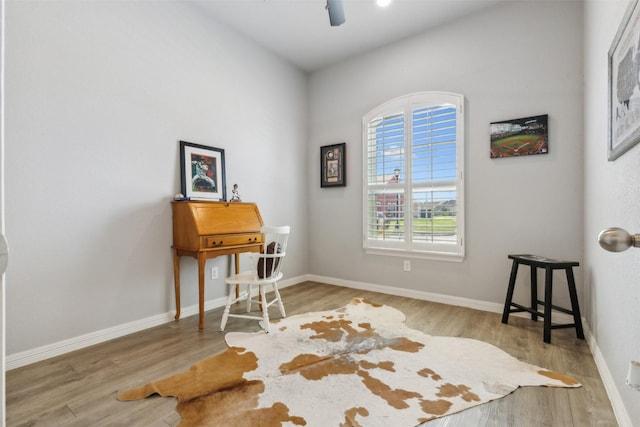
[598,227,640,252]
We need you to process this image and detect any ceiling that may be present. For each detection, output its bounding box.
[194,0,504,72]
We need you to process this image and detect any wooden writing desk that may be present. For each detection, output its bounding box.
[172,200,264,330]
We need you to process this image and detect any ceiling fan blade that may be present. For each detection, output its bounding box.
[326,0,345,26]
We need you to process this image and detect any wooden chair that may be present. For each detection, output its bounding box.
[220,226,290,332]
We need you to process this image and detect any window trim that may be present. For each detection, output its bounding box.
[361,91,465,262]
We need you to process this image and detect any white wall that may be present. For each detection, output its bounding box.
[4,1,308,355]
[584,1,640,424]
[308,1,584,307]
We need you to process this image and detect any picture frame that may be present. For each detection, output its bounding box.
[490,114,548,158]
[320,143,346,187]
[179,141,227,201]
[608,0,640,161]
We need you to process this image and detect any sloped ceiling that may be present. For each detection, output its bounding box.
[194,0,504,72]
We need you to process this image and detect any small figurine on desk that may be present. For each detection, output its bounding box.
[173,193,190,201]
[230,184,242,202]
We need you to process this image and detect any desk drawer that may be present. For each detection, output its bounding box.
[203,233,262,248]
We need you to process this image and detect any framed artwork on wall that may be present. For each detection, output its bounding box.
[609,0,640,161]
[179,141,227,201]
[490,114,548,158]
[320,143,346,187]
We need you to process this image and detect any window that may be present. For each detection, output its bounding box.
[362,92,464,261]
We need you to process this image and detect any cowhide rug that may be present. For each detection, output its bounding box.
[118,298,580,426]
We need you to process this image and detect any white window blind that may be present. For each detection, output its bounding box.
[362,92,464,260]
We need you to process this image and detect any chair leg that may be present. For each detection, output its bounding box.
[530,265,538,321]
[220,283,234,331]
[543,267,553,344]
[501,260,519,324]
[566,267,585,339]
[260,284,270,332]
[273,283,286,318]
[246,284,253,312]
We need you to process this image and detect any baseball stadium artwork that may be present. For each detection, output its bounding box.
[490,114,548,159]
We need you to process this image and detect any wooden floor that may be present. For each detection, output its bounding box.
[6,281,618,426]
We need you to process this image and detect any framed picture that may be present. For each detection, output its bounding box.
[490,114,548,158]
[320,143,346,187]
[609,0,640,160]
[179,141,227,201]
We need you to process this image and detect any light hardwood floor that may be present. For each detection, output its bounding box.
[6,281,618,426]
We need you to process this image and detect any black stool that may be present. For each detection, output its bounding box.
[501,254,585,344]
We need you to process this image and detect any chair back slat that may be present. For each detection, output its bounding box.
[257,226,290,280]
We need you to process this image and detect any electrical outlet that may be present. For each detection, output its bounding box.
[211,266,219,279]
[403,260,411,272]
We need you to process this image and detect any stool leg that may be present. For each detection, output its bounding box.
[566,267,585,340]
[530,266,538,321]
[502,260,519,324]
[543,266,553,343]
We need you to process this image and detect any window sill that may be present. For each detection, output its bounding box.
[365,247,465,262]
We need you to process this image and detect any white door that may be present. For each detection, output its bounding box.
[0,0,7,424]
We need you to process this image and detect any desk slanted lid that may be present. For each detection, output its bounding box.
[172,201,264,250]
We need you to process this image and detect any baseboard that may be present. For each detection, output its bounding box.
[583,323,632,427]
[5,276,301,370]
[6,310,176,371]
[305,274,577,323]
[306,274,504,312]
